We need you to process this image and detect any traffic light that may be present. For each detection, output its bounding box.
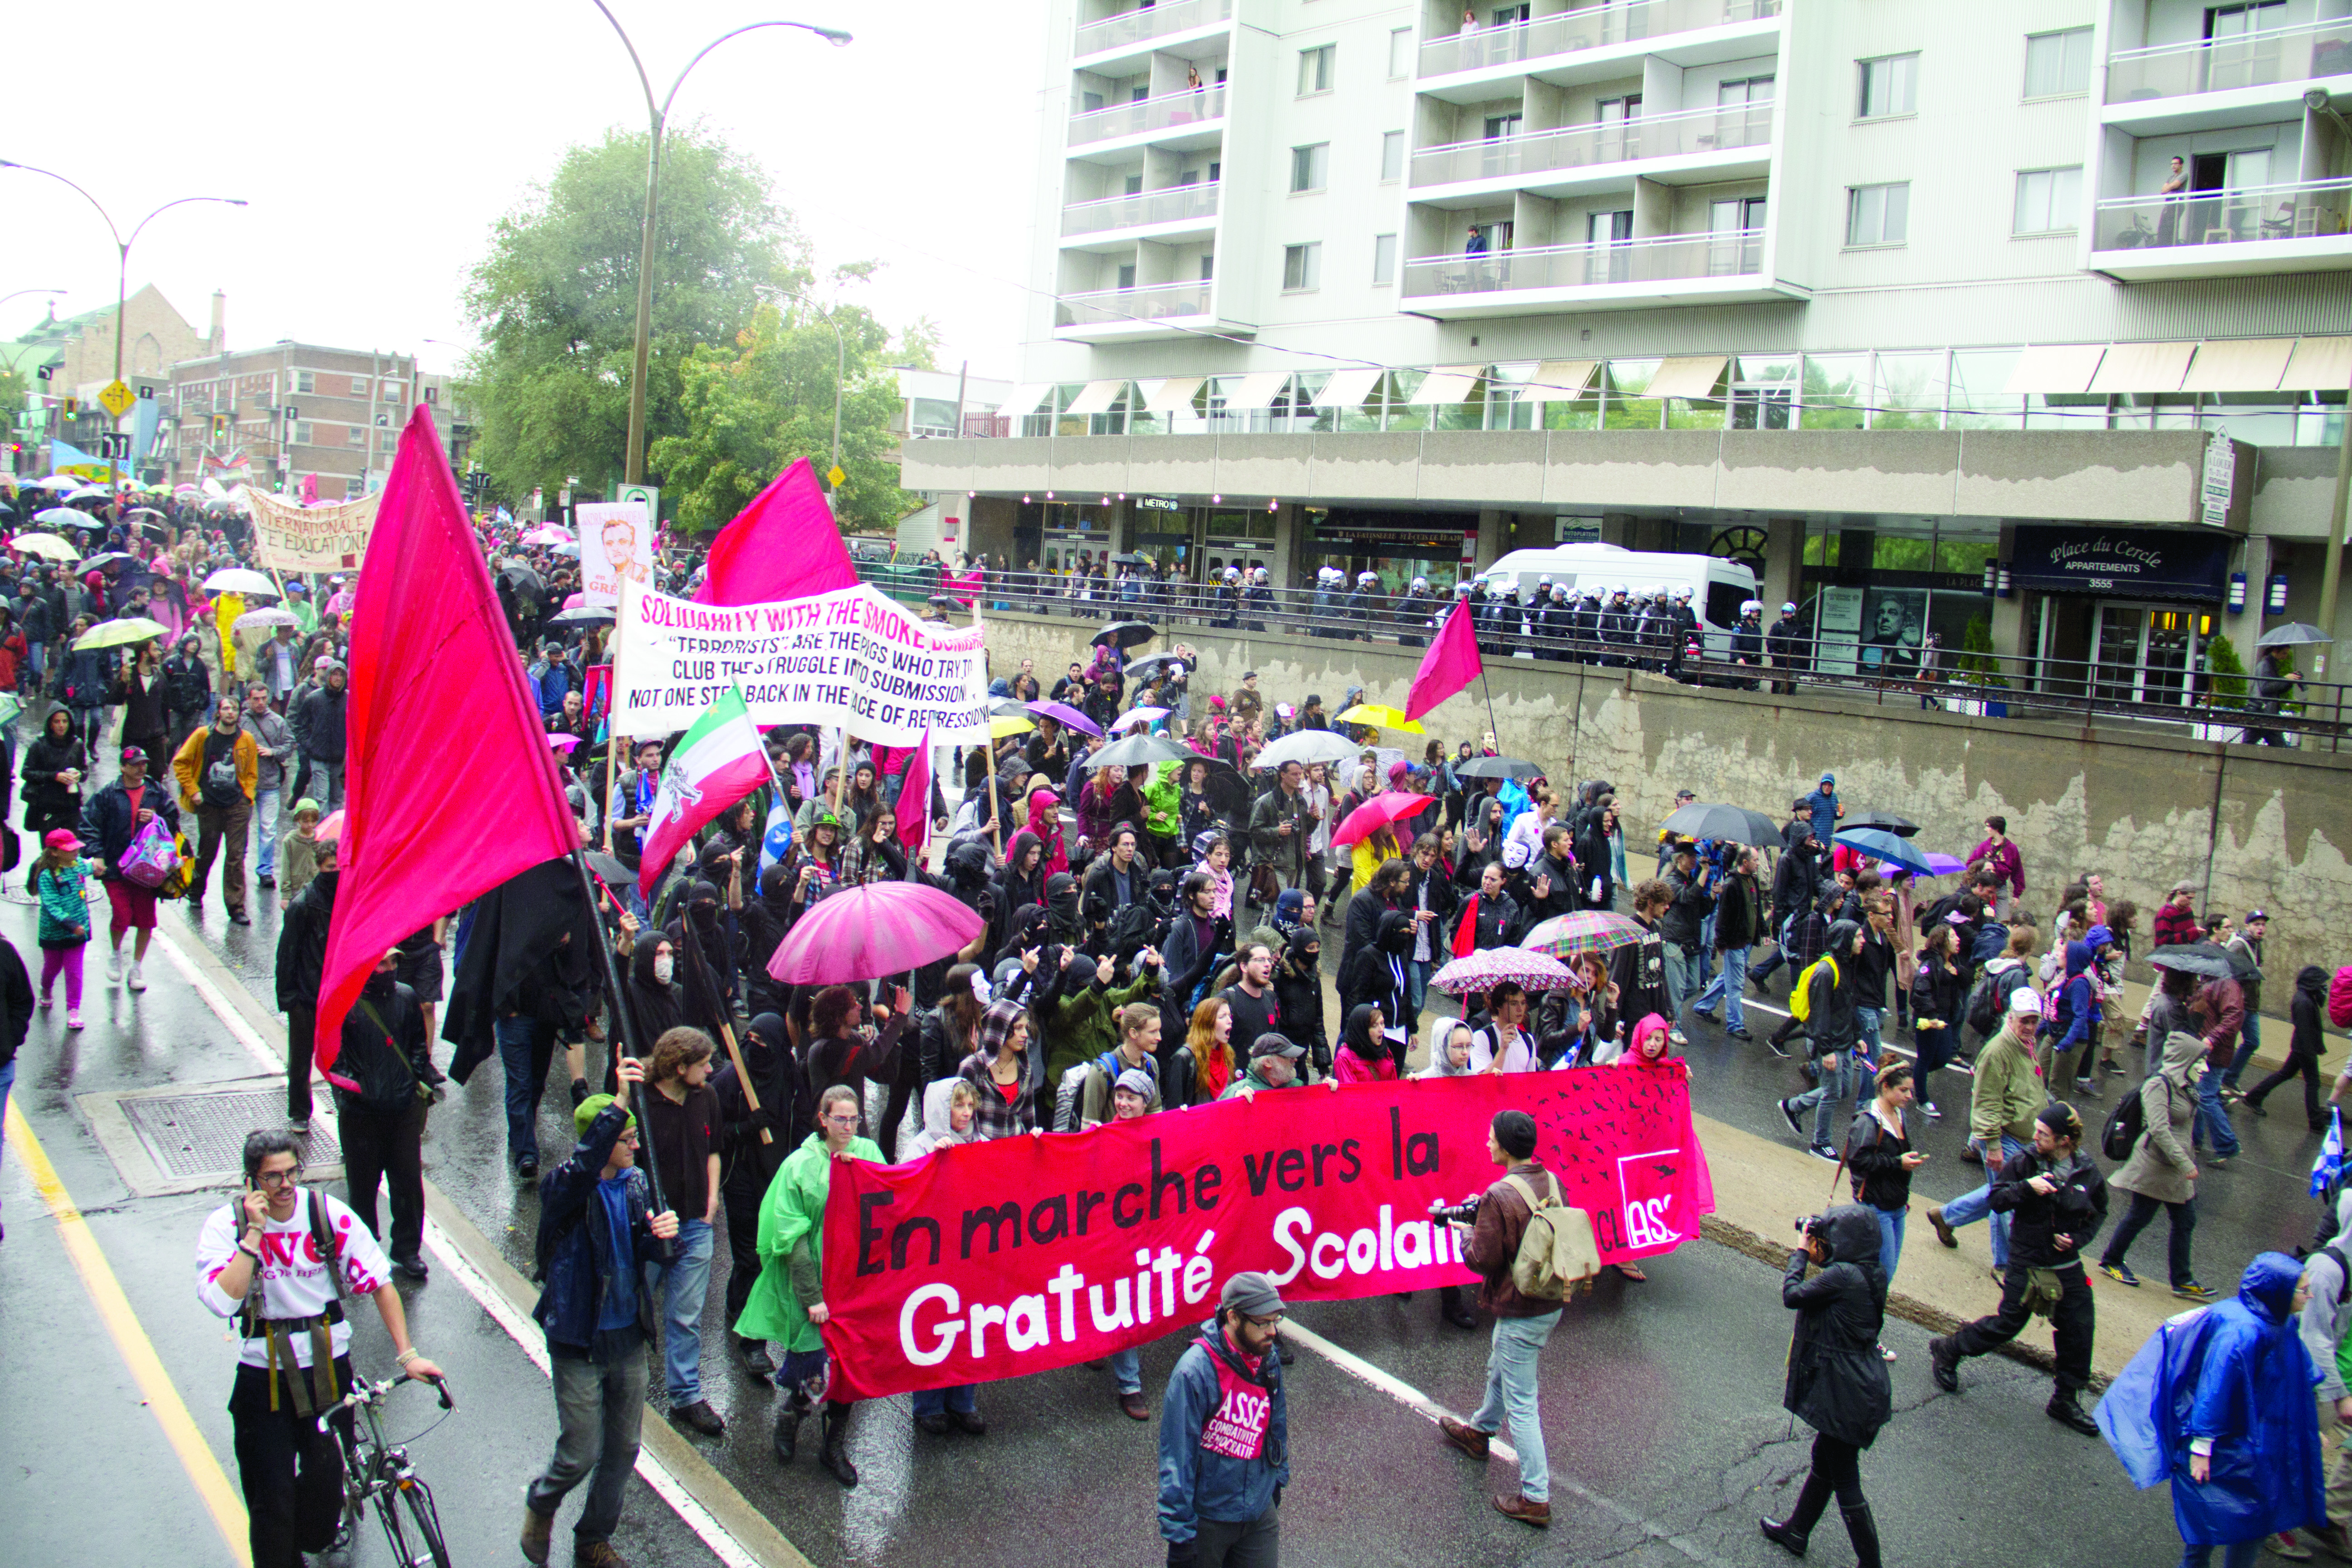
[61,397,78,417]
[212,414,229,438]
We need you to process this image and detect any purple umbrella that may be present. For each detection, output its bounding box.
[1885,853,1967,877]
[767,882,986,985]
[1026,700,1102,738]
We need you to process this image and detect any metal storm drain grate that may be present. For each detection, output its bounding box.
[124,1088,341,1180]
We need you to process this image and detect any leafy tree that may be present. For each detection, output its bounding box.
[893,317,944,372]
[1955,614,2008,689]
[456,126,808,500]
[2203,631,2249,704]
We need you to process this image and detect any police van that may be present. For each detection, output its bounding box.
[1474,544,1760,657]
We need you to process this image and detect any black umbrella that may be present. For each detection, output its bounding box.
[1451,755,1544,782]
[2146,942,2236,979]
[499,562,546,598]
[1110,552,1147,567]
[1091,620,1156,650]
[582,850,635,887]
[548,605,615,627]
[1660,801,1782,846]
[1124,652,1186,682]
[76,551,136,573]
[1843,809,1921,837]
[1082,734,1192,770]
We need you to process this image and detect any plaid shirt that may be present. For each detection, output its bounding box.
[957,1050,1040,1140]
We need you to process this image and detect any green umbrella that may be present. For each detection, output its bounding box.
[73,616,172,652]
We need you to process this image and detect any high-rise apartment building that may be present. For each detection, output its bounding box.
[908,0,2352,698]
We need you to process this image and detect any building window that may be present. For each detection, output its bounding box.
[1291,142,1330,192]
[1282,242,1323,291]
[349,425,368,445]
[2013,165,2082,234]
[1856,53,1919,118]
[1381,131,1405,181]
[1297,44,1334,96]
[1388,26,1412,78]
[2023,27,2093,98]
[1847,182,1910,245]
[294,370,315,394]
[292,422,314,446]
[1373,233,1398,284]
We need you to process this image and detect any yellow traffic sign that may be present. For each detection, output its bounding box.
[826,465,847,489]
[98,380,134,419]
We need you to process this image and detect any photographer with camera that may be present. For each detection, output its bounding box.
[1759,1206,1891,1566]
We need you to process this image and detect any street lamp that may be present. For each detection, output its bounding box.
[792,294,847,505]
[589,4,853,486]
[0,288,66,312]
[0,162,245,494]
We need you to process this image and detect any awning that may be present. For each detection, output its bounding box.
[2003,343,2107,396]
[1142,375,1203,413]
[1004,384,1054,415]
[1311,367,1383,409]
[2280,338,2352,392]
[1647,354,1729,401]
[1407,365,1485,404]
[1525,360,1598,401]
[1220,371,1292,411]
[2088,341,2194,394]
[1063,379,1129,417]
[2180,338,2294,393]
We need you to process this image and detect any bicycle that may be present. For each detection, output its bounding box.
[317,1372,457,1568]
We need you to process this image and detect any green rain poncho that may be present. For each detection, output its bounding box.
[734,1129,883,1352]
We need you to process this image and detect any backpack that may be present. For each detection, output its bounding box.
[221,1186,345,1339]
[1790,956,1838,1024]
[1500,1171,1602,1301]
[1966,965,2019,1038]
[2101,1077,2149,1162]
[2331,965,2352,1031]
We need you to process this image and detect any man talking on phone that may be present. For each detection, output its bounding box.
[196,1128,443,1568]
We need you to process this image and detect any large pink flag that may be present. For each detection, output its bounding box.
[893,730,934,856]
[1405,600,1484,721]
[695,457,861,606]
[315,406,580,1084]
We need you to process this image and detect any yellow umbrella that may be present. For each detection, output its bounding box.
[1336,703,1426,735]
[990,713,1035,739]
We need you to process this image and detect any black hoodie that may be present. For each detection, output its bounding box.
[1272,928,1329,1068]
[1780,1205,1891,1449]
[1340,911,1416,1066]
[713,1010,802,1190]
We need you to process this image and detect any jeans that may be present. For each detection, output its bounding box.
[1874,1205,1906,1285]
[1662,945,1699,1026]
[529,1351,648,1544]
[2195,1062,2243,1158]
[496,1012,558,1166]
[883,772,906,807]
[643,1218,714,1403]
[2179,1543,2263,1568]
[305,757,341,811]
[1469,1308,1561,1503]
[1750,913,1798,983]
[254,787,281,877]
[1109,1346,1143,1395]
[1793,1052,1860,1148]
[2223,1012,2263,1088]
[2102,1190,2197,1288]
[1940,1134,2027,1268]
[1694,946,1749,1031]
[913,1383,978,1418]
[1853,1007,1882,1068]
[1407,957,1431,1019]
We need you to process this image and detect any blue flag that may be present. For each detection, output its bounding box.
[2313,1107,2343,1198]
[757,795,794,878]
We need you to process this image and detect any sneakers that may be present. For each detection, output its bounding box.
[1764,1033,1790,1059]
[1807,1144,1839,1164]
[2220,1085,2247,1105]
[66,1010,83,1030]
[1779,1098,1804,1137]
[1727,1026,1754,1041]
[106,947,123,982]
[2101,1261,2141,1287]
[257,874,276,888]
[1921,1102,1943,1121]
[2173,1280,2217,1301]
[36,991,50,1010]
[126,959,146,992]
[1878,1343,1898,1362]
[2269,1532,2317,1563]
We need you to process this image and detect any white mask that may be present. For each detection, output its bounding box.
[653,954,674,985]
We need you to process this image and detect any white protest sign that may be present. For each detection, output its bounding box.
[611,578,988,745]
[576,501,654,607]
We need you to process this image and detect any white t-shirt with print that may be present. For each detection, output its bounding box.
[195,1188,390,1368]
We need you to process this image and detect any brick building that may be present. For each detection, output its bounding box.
[169,343,425,500]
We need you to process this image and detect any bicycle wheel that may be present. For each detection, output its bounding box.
[374,1474,453,1568]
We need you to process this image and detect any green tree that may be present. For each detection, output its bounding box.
[2204,631,2249,704]
[892,317,944,372]
[648,298,915,536]
[456,125,808,500]
[1955,614,2009,689]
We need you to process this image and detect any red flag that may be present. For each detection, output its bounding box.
[695,457,860,605]
[893,730,933,856]
[314,406,580,1085]
[1404,601,1484,721]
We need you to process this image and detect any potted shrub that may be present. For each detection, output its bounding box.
[1953,614,2010,718]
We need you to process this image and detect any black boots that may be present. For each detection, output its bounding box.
[1439,1285,1479,1330]
[1759,1473,1831,1557]
[2046,1388,2100,1436]
[771,1388,809,1464]
[1841,1502,1882,1568]
[818,1400,859,1487]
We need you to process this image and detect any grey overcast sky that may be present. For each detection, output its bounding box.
[2,0,1046,379]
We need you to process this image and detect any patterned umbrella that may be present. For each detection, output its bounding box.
[1522,911,1646,960]
[1431,946,1575,997]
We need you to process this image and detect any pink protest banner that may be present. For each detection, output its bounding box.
[819,1064,1713,1400]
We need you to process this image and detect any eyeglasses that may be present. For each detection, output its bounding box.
[1242,1312,1285,1329]
[822,1113,861,1128]
[254,1166,304,1188]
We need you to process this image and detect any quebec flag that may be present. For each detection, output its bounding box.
[757,795,794,879]
[2313,1107,2344,1198]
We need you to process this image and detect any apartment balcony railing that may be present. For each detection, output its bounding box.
[1074,0,1234,59]
[2105,17,2352,104]
[1068,84,1226,147]
[1401,229,1764,298]
[1419,0,1781,78]
[2091,177,2352,252]
[1410,103,1771,187]
[1062,181,1221,237]
[1055,279,1212,330]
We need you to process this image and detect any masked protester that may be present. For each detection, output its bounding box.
[712,1011,803,1372]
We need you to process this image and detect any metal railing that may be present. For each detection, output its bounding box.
[1062,181,1221,237]
[1419,0,1781,78]
[1074,0,1233,59]
[1054,279,1212,330]
[2092,177,2352,253]
[871,564,2352,750]
[2106,17,2352,103]
[1410,103,1772,187]
[1068,83,1226,147]
[1401,228,1763,299]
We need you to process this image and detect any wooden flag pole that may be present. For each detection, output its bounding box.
[970,591,1005,858]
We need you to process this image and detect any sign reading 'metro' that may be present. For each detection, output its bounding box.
[2006,525,2230,603]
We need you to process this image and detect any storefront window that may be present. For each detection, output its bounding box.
[1871,351,1947,430]
[1947,349,2022,430]
[2024,392,2100,432]
[1799,353,1868,430]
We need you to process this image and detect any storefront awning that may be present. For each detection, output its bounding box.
[2088,341,2194,395]
[1313,368,1383,410]
[1063,379,1128,417]
[2180,338,2295,393]
[1004,384,1054,415]
[2007,524,2230,603]
[2280,338,2352,392]
[1407,365,1484,404]
[1647,355,1729,401]
[1220,371,1292,410]
[1142,375,1204,413]
[1525,360,1598,401]
[2003,344,2107,396]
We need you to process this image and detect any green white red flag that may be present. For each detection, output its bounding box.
[638,686,769,897]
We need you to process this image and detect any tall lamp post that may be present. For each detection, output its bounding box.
[588,4,852,486]
[794,294,847,507]
[0,162,244,495]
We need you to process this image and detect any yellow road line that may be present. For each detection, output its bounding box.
[4,1096,252,1566]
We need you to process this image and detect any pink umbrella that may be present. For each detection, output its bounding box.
[521,524,570,545]
[549,733,582,751]
[767,881,985,985]
[1430,946,1574,996]
[563,591,586,610]
[1330,789,1437,848]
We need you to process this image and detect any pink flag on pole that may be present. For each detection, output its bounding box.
[695,457,861,606]
[894,730,933,855]
[1404,601,1484,721]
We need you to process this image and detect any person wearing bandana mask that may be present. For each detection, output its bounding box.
[664,878,744,1031]
[1044,871,1088,949]
[331,952,441,1281]
[620,933,688,1068]
[1341,911,1416,1070]
[713,1011,803,1372]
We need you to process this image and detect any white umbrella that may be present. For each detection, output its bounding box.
[1250,729,1361,771]
[10,533,79,562]
[32,507,87,529]
[65,485,112,502]
[204,567,281,597]
[232,606,301,633]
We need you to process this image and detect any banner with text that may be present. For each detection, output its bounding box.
[611,578,988,745]
[248,487,381,572]
[820,1066,1713,1399]
[575,501,653,607]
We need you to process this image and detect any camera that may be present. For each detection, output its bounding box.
[1793,1213,1833,1240]
[1428,1197,1481,1226]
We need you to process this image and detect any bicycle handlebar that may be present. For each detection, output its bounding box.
[315,1371,455,1431]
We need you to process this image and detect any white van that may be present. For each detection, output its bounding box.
[1475,544,1759,657]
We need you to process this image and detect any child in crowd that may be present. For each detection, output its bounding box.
[277,798,323,900]
[33,828,95,1030]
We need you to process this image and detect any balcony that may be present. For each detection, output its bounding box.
[2106,18,2352,108]
[1074,0,1233,62]
[1068,85,1226,149]
[2089,177,2352,279]
[1399,229,1802,316]
[1409,103,1772,193]
[1419,0,1782,82]
[1062,181,1220,239]
[1055,279,1245,343]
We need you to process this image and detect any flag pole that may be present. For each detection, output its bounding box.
[969,589,1005,858]
[568,840,671,1230]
